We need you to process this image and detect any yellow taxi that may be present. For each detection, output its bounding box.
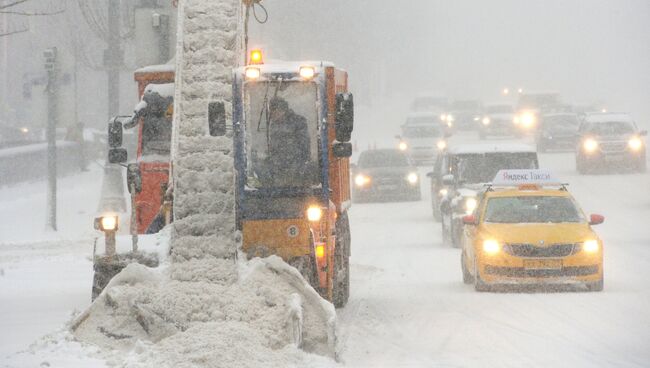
[460,169,604,292]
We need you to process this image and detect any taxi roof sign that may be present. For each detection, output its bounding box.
[491,169,563,187]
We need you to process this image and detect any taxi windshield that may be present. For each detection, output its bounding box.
[456,153,538,184]
[484,196,584,223]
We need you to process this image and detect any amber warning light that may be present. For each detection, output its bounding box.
[249,49,264,65]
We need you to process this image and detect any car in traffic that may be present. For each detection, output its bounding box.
[433,143,539,245]
[515,91,563,136]
[575,113,647,173]
[460,169,604,292]
[444,100,483,131]
[352,149,421,202]
[478,104,516,139]
[397,112,449,164]
[535,112,581,152]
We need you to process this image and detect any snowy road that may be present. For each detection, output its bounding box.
[1,136,650,367]
[338,135,650,367]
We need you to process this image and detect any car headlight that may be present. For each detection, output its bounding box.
[473,116,480,121]
[440,114,447,121]
[407,172,418,185]
[482,239,500,254]
[582,239,599,253]
[519,112,535,128]
[398,141,408,151]
[438,188,448,197]
[583,138,599,152]
[355,174,370,187]
[437,140,447,150]
[464,197,478,215]
[482,117,490,125]
[307,206,323,222]
[628,137,643,151]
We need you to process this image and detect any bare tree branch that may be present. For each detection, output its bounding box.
[0,0,29,10]
[0,8,65,16]
[0,26,28,37]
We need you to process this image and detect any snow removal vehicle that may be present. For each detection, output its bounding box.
[213,52,354,307]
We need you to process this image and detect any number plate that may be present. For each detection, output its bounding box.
[523,259,562,270]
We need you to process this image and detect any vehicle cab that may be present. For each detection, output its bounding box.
[576,113,647,173]
[433,143,539,245]
[229,55,354,307]
[536,112,580,152]
[460,169,604,292]
[352,149,421,202]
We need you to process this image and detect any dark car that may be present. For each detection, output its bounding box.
[536,113,580,152]
[478,104,515,139]
[352,149,421,202]
[430,144,539,247]
[576,113,647,173]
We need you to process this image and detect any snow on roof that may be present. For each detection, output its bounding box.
[135,61,175,74]
[448,142,536,155]
[145,83,175,98]
[236,60,337,74]
[584,112,634,124]
[519,90,560,96]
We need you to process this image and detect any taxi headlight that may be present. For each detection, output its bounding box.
[464,197,478,214]
[407,172,418,185]
[482,117,491,125]
[583,239,599,253]
[398,141,408,151]
[628,137,643,151]
[355,174,370,187]
[438,188,448,197]
[583,138,599,153]
[307,206,323,222]
[483,239,500,254]
[436,140,447,150]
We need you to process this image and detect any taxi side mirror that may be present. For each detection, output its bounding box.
[462,214,477,225]
[589,214,604,225]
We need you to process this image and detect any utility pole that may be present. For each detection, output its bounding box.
[44,47,59,231]
[106,0,121,118]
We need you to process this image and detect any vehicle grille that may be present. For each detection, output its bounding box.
[503,243,576,258]
[599,141,627,152]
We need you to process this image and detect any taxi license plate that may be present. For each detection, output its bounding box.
[523,259,562,270]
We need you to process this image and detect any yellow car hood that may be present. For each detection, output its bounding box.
[480,222,596,244]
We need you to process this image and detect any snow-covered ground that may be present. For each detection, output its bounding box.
[1,133,650,367]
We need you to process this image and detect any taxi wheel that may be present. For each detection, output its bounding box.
[586,279,604,292]
[473,257,490,292]
[461,252,474,284]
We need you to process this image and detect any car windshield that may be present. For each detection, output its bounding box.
[484,196,585,223]
[402,125,442,138]
[359,150,410,168]
[452,101,480,111]
[456,153,538,184]
[486,105,513,114]
[140,89,173,158]
[244,81,320,189]
[584,122,635,135]
[406,116,438,125]
[542,115,580,133]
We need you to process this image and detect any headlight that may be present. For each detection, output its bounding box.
[513,116,520,124]
[464,197,478,214]
[245,67,261,79]
[628,137,643,151]
[520,112,535,128]
[440,114,447,121]
[583,138,599,152]
[398,141,408,151]
[482,239,500,254]
[436,140,447,150]
[407,172,418,184]
[582,239,599,253]
[20,127,29,134]
[299,66,315,79]
[473,116,480,121]
[482,117,490,125]
[95,215,118,232]
[355,174,370,187]
[307,206,323,222]
[438,188,448,197]
[447,121,453,128]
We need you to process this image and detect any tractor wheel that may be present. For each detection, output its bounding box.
[333,214,351,308]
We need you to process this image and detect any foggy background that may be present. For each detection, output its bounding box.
[250,0,650,145]
[1,0,649,143]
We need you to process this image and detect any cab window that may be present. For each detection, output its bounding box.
[484,196,585,223]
